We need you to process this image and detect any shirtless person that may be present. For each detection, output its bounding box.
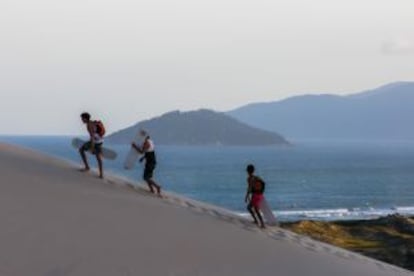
[245,164,266,228]
[132,130,162,196]
[79,112,104,179]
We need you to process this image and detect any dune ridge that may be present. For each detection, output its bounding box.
[0,143,411,276]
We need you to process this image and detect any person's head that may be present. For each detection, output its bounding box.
[246,164,255,175]
[80,112,91,123]
[140,129,148,137]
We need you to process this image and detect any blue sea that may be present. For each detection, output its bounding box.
[2,136,414,222]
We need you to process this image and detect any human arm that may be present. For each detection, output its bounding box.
[87,123,95,152]
[245,179,251,203]
[131,142,143,154]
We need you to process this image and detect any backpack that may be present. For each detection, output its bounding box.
[94,120,106,137]
[252,176,265,194]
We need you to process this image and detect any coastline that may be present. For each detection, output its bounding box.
[0,142,412,275]
[282,215,414,271]
[3,135,414,224]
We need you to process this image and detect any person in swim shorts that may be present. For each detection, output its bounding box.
[245,164,265,228]
[132,130,162,196]
[79,112,104,179]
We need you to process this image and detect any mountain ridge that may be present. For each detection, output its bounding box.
[107,109,289,146]
[228,81,414,141]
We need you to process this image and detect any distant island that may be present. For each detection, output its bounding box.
[107,109,289,146]
[228,81,414,141]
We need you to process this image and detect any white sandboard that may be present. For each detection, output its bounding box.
[123,133,144,170]
[72,138,117,160]
[260,197,278,226]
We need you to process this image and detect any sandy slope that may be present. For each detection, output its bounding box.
[0,143,411,276]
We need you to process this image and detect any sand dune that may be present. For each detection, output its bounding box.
[0,143,411,276]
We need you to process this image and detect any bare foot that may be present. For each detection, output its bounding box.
[156,186,162,196]
[79,167,90,172]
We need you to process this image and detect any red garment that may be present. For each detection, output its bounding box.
[251,194,264,208]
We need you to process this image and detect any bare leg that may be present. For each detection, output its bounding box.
[144,180,155,193]
[148,179,162,196]
[247,204,258,224]
[96,154,104,179]
[79,148,90,171]
[254,206,265,228]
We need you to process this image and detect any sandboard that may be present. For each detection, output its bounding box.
[123,133,144,170]
[72,138,117,160]
[260,197,278,226]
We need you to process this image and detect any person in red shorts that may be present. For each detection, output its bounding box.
[244,164,266,228]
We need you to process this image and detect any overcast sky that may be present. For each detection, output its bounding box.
[0,0,413,135]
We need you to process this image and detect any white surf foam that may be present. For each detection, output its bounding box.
[238,206,414,222]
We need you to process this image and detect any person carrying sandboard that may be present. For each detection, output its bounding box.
[131,130,162,196]
[78,112,106,179]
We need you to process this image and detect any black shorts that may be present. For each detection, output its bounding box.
[81,141,102,155]
[143,163,156,180]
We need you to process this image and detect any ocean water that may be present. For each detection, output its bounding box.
[2,136,414,222]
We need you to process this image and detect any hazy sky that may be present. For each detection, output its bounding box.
[0,0,413,135]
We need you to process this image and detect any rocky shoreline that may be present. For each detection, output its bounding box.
[281,214,414,271]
